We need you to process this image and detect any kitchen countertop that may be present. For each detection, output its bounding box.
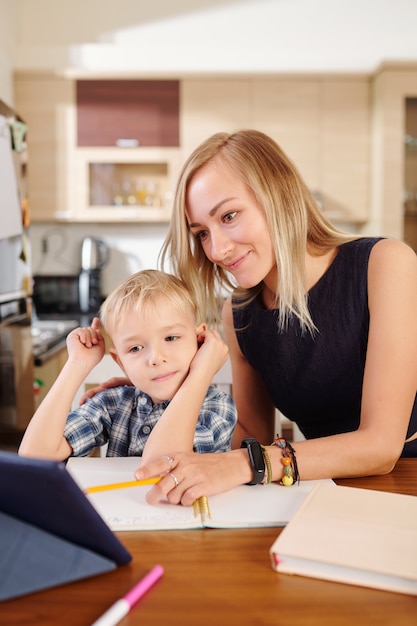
[32,317,91,366]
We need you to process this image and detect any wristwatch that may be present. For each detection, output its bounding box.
[240,438,265,485]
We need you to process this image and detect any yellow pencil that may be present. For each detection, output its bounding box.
[85,477,162,494]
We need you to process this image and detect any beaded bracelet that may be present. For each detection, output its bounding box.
[271,437,300,486]
[260,445,273,484]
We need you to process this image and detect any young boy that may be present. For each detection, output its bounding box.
[19,270,237,463]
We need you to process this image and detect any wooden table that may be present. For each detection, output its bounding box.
[1,459,416,626]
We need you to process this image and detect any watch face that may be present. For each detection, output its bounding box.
[241,439,265,485]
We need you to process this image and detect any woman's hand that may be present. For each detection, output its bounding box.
[135,449,252,506]
[79,377,132,405]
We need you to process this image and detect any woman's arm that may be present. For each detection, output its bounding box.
[226,240,417,477]
[19,325,106,460]
[287,239,417,480]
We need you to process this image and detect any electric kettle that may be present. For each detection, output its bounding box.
[80,236,110,271]
[79,237,110,314]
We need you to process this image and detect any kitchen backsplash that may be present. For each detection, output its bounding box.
[30,217,359,304]
[30,222,169,299]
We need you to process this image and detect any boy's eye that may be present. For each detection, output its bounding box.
[129,345,143,353]
[165,336,179,342]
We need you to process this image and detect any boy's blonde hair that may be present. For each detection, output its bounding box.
[160,129,357,333]
[100,269,198,336]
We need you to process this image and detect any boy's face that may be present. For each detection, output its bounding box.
[109,301,203,404]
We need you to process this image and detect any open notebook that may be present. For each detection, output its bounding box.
[67,456,334,531]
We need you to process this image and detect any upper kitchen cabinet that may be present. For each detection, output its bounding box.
[181,77,370,225]
[251,79,321,190]
[14,72,74,222]
[14,74,181,223]
[72,79,181,222]
[15,72,370,225]
[371,63,417,242]
[76,80,179,147]
[320,79,370,224]
[73,80,179,221]
[180,80,251,156]
[251,78,370,224]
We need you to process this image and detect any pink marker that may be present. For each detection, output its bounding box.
[91,565,164,626]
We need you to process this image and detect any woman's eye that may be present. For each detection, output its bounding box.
[223,211,237,223]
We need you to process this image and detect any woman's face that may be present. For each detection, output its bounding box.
[186,161,276,289]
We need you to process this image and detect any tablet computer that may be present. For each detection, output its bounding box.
[0,450,132,566]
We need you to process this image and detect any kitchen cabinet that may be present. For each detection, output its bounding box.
[73,80,181,221]
[181,77,370,224]
[14,72,74,222]
[251,79,321,191]
[250,78,370,223]
[370,63,417,242]
[320,80,370,224]
[70,145,182,222]
[14,74,181,222]
[15,72,370,226]
[76,80,179,147]
[73,80,181,222]
[180,80,251,155]
[34,347,67,409]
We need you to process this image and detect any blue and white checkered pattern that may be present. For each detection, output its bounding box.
[64,385,237,457]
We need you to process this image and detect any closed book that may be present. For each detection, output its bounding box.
[270,483,417,595]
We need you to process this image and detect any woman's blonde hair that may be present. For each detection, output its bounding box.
[160,129,356,333]
[100,269,197,335]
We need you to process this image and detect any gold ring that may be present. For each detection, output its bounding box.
[169,472,179,488]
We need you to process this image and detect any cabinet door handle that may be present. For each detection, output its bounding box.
[115,138,139,148]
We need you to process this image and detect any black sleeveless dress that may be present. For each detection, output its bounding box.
[232,237,417,457]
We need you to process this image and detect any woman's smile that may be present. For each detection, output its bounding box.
[224,251,251,271]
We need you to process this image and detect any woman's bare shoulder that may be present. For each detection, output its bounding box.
[371,237,416,259]
[369,238,417,273]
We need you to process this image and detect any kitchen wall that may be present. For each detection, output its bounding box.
[29,221,169,299]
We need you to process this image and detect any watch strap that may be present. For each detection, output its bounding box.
[240,438,265,485]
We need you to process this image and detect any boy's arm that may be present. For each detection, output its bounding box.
[18,323,105,461]
[141,328,228,464]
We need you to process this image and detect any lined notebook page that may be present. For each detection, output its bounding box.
[67,456,334,531]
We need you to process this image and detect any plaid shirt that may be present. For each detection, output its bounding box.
[64,385,237,457]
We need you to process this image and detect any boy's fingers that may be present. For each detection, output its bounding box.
[91,316,101,329]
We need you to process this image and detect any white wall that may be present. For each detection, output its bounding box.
[13,0,417,75]
[29,221,169,298]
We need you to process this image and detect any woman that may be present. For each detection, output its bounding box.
[88,130,417,506]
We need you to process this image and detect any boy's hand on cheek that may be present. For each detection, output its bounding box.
[191,329,229,376]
